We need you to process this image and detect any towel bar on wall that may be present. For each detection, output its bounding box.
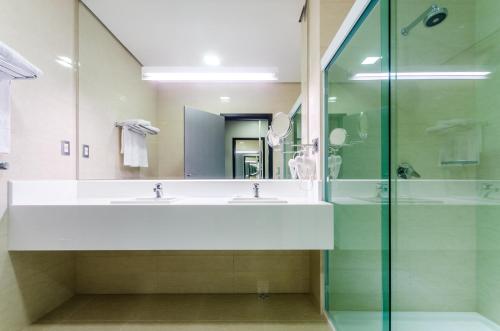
[115,121,159,136]
[0,56,38,80]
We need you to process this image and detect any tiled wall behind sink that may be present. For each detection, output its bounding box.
[76,251,310,294]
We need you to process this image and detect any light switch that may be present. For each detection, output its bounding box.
[82,144,90,158]
[61,141,70,156]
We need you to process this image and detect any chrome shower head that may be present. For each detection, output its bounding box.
[424,5,448,27]
[401,4,448,36]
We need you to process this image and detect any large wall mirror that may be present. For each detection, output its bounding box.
[77,0,304,180]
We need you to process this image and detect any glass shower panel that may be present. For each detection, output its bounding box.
[324,1,390,331]
[391,0,500,330]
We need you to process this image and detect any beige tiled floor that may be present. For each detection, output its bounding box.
[25,294,330,331]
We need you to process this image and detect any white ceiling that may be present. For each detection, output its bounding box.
[81,0,304,82]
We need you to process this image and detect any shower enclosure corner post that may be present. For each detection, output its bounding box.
[379,0,392,329]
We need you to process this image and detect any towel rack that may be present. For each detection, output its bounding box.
[0,56,39,80]
[115,121,159,136]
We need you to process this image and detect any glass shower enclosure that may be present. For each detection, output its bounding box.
[323,0,500,331]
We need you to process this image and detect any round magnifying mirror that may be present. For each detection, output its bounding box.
[358,112,368,139]
[329,128,347,147]
[271,112,292,139]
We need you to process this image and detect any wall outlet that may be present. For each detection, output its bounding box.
[61,141,70,156]
[82,144,90,158]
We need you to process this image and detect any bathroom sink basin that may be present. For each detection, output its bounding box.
[228,197,288,204]
[355,197,443,204]
[110,197,177,205]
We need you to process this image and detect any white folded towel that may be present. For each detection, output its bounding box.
[119,119,151,127]
[0,41,42,154]
[142,125,160,134]
[0,41,42,78]
[0,80,11,154]
[121,127,148,168]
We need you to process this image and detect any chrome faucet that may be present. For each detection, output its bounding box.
[376,182,389,199]
[480,183,499,198]
[397,163,421,179]
[154,183,164,199]
[253,183,260,198]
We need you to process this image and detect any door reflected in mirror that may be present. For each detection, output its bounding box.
[233,138,266,179]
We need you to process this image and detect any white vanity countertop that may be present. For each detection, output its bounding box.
[8,180,333,251]
[8,179,323,204]
[11,197,330,206]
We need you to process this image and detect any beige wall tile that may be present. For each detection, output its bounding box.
[156,255,234,273]
[234,254,309,272]
[320,0,355,56]
[156,272,235,294]
[77,272,158,294]
[76,251,310,295]
[235,271,309,293]
[0,1,78,330]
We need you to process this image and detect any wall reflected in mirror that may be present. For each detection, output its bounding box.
[77,0,304,180]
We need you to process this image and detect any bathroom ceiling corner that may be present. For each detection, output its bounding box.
[81,0,304,83]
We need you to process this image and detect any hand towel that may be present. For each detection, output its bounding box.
[121,128,148,168]
[0,80,11,153]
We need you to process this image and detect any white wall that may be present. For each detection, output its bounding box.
[0,1,77,330]
[78,3,159,180]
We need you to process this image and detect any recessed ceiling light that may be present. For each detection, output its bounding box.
[220,96,231,103]
[328,96,337,103]
[142,67,279,82]
[203,54,221,66]
[362,56,382,65]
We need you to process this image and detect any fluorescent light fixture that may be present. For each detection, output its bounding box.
[220,96,231,103]
[56,55,74,68]
[351,71,491,81]
[362,56,382,65]
[142,67,279,82]
[203,54,221,66]
[328,96,337,103]
[235,150,260,154]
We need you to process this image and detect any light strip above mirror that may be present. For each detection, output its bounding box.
[351,71,491,80]
[142,67,279,82]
